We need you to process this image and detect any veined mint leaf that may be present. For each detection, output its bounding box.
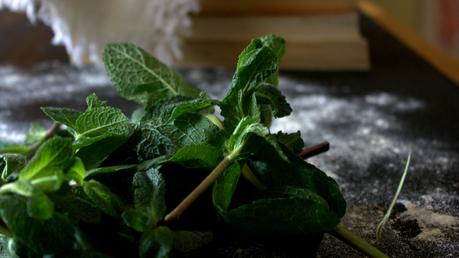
[168,144,222,169]
[226,117,270,160]
[0,195,75,254]
[247,83,292,118]
[83,180,122,217]
[137,113,224,162]
[142,95,213,125]
[26,189,54,220]
[43,94,132,155]
[41,107,81,130]
[132,167,166,226]
[86,93,108,109]
[0,142,30,155]
[74,106,131,148]
[24,123,47,145]
[171,114,225,149]
[237,34,285,71]
[139,226,173,258]
[77,134,131,169]
[19,137,73,184]
[137,127,176,161]
[221,35,286,131]
[272,131,304,155]
[0,179,34,197]
[0,179,55,220]
[223,186,340,237]
[66,158,85,185]
[131,108,146,123]
[50,186,101,223]
[103,43,201,105]
[247,142,346,218]
[212,162,241,212]
[1,154,26,181]
[84,164,137,181]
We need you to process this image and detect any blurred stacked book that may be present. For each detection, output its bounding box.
[176,0,369,70]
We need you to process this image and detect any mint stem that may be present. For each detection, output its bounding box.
[29,122,60,154]
[300,141,330,159]
[332,224,389,258]
[164,157,233,221]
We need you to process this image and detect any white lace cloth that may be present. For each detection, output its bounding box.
[0,0,199,66]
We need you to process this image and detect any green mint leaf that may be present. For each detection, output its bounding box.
[44,94,132,168]
[86,93,108,109]
[212,162,241,212]
[66,158,85,185]
[221,35,286,131]
[41,107,81,130]
[74,106,131,148]
[103,43,201,105]
[131,108,146,123]
[24,123,47,145]
[223,186,340,236]
[0,195,75,254]
[19,137,73,184]
[170,114,225,150]
[28,170,64,192]
[77,134,131,169]
[312,164,347,218]
[142,95,213,125]
[132,167,166,226]
[84,164,137,181]
[137,127,176,161]
[272,131,304,155]
[0,179,34,197]
[247,142,346,218]
[1,154,26,181]
[168,144,222,169]
[26,189,54,220]
[139,226,173,258]
[122,209,149,232]
[83,180,122,217]
[248,83,292,118]
[0,142,29,155]
[137,114,224,162]
[226,117,274,160]
[50,186,101,223]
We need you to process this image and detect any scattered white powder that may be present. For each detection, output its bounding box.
[0,65,111,143]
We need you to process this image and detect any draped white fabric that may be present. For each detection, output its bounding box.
[0,0,199,66]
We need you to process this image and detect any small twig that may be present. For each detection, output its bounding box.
[165,157,233,222]
[376,152,412,241]
[29,122,60,154]
[300,141,330,159]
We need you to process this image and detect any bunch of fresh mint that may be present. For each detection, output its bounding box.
[0,35,387,258]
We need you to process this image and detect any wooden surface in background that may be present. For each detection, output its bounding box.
[178,13,369,70]
[358,0,459,85]
[0,11,67,66]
